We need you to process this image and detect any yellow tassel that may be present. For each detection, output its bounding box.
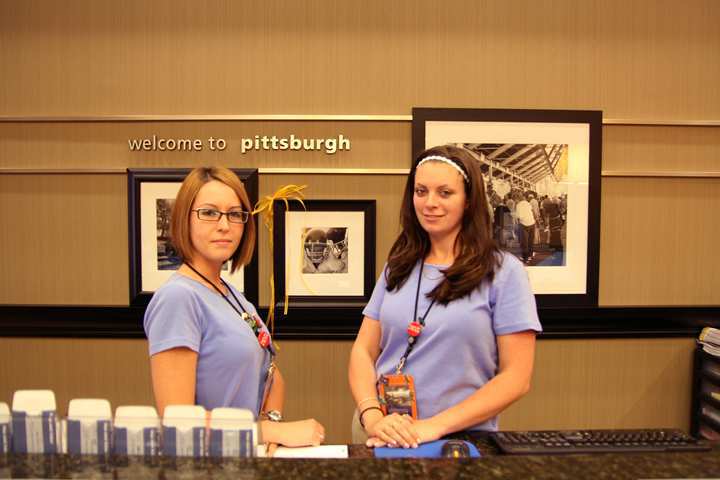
[252,184,307,337]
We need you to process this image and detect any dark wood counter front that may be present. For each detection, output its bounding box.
[2,433,718,479]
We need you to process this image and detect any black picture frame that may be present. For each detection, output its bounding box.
[272,199,376,325]
[127,168,259,307]
[412,107,602,309]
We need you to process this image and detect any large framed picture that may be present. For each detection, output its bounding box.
[412,108,601,308]
[127,168,259,306]
[272,200,376,320]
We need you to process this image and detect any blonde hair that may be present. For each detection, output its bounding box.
[170,166,256,273]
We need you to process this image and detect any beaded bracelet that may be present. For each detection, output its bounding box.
[358,406,383,428]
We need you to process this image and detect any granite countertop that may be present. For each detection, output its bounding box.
[2,433,718,479]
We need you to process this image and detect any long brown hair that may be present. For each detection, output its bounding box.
[171,166,256,274]
[385,145,501,304]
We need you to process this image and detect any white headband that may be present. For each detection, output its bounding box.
[416,155,469,183]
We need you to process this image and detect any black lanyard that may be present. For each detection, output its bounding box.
[185,263,275,355]
[395,262,436,374]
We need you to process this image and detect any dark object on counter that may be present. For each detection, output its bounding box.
[490,428,711,454]
[440,439,471,458]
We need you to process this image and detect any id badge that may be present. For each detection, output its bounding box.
[377,374,418,419]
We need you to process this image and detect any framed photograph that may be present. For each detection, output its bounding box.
[127,168,259,306]
[273,200,376,318]
[412,108,601,308]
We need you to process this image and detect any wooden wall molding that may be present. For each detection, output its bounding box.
[3,168,719,178]
[1,115,719,127]
[0,305,717,339]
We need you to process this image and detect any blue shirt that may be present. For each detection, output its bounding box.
[363,252,541,431]
[144,274,272,416]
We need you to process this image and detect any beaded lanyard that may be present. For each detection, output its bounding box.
[394,263,436,374]
[185,263,275,354]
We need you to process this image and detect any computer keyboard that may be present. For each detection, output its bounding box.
[490,429,711,454]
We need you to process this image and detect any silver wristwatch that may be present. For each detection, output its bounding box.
[264,410,283,422]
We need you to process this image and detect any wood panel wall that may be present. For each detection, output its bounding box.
[1,0,718,443]
[1,0,718,117]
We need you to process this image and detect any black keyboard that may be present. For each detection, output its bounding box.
[490,429,711,454]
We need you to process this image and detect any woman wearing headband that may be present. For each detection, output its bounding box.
[349,145,541,448]
[144,166,325,449]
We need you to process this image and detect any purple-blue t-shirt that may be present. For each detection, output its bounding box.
[143,274,272,416]
[363,252,541,431]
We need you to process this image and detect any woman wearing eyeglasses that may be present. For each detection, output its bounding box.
[144,166,325,449]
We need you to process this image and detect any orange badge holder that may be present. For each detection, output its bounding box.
[377,374,418,419]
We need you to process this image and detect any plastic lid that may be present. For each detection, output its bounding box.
[162,405,206,428]
[12,390,57,415]
[115,405,158,419]
[114,406,159,428]
[68,398,112,419]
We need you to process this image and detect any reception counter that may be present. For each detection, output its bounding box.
[2,432,718,479]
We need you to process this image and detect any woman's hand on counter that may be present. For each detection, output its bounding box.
[263,418,326,447]
[411,418,444,443]
[365,413,419,448]
[366,417,444,448]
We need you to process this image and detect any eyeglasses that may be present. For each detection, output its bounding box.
[192,208,249,224]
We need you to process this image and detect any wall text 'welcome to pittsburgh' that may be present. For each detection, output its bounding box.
[128,134,350,154]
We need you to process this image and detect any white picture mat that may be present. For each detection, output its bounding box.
[139,182,244,294]
[285,210,365,296]
[426,120,590,294]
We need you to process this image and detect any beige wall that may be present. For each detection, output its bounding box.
[1,0,718,443]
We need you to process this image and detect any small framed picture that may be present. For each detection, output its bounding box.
[273,200,376,318]
[127,168,259,306]
[413,107,602,308]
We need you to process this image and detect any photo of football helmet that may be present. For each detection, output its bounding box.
[303,228,329,265]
